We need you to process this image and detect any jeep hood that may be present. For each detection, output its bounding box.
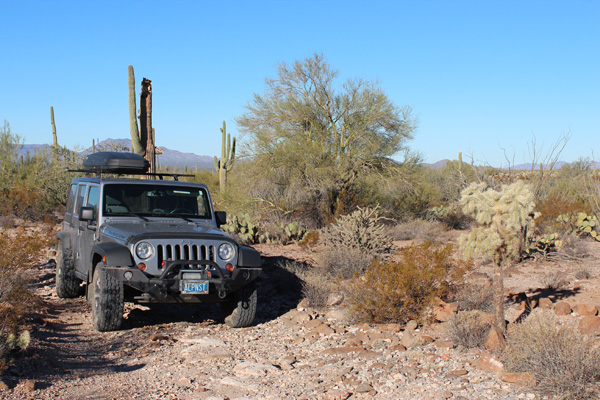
[99,221,228,244]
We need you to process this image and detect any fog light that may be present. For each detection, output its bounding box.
[137,263,147,271]
[226,263,234,272]
[124,271,133,280]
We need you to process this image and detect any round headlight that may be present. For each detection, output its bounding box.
[218,243,235,261]
[135,241,154,260]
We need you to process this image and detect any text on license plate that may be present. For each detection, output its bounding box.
[180,280,209,294]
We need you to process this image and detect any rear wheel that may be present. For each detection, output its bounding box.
[91,263,124,332]
[221,281,258,328]
[55,244,81,298]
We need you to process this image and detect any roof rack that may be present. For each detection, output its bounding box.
[69,151,195,181]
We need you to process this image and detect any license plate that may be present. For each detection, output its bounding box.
[180,280,209,294]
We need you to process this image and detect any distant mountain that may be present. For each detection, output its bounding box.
[510,161,570,170]
[18,139,215,172]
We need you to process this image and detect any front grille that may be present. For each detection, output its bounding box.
[157,243,216,270]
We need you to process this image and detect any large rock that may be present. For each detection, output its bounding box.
[474,350,504,374]
[433,300,459,322]
[553,301,572,316]
[484,325,506,351]
[578,316,600,335]
[574,304,598,317]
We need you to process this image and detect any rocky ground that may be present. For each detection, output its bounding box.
[1,240,600,400]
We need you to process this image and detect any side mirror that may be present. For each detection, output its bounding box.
[79,206,95,222]
[215,211,227,227]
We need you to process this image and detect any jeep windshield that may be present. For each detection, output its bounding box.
[103,184,211,219]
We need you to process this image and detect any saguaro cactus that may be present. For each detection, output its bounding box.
[128,65,157,174]
[50,106,58,147]
[128,65,145,157]
[214,121,236,193]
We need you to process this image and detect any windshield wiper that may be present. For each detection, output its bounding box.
[168,214,194,222]
[107,212,149,222]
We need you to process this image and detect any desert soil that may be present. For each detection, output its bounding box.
[2,239,600,400]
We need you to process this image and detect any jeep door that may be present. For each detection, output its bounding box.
[74,184,99,279]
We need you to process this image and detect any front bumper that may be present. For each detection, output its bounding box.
[104,260,261,303]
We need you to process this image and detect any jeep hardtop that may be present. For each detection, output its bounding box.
[56,152,261,331]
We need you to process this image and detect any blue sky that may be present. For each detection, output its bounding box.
[1,0,598,167]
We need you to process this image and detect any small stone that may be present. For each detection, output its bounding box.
[441,389,453,399]
[22,380,36,392]
[354,383,373,393]
[434,340,455,349]
[381,323,402,333]
[405,320,418,331]
[446,369,468,379]
[326,292,344,306]
[401,330,418,348]
[501,372,537,387]
[150,333,168,341]
[323,390,352,400]
[390,344,407,352]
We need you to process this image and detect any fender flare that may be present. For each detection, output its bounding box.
[91,242,134,268]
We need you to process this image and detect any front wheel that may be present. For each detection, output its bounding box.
[91,264,124,332]
[221,282,258,328]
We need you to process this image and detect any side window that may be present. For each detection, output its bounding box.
[75,184,87,216]
[65,184,77,215]
[86,186,100,221]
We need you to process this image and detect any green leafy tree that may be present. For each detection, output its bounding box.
[236,53,417,226]
[459,181,537,334]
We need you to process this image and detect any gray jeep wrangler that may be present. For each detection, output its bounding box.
[55,152,261,331]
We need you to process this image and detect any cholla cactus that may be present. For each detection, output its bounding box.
[458,181,537,334]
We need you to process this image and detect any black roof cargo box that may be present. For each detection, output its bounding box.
[82,152,150,173]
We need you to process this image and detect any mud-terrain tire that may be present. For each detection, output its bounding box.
[91,263,124,332]
[55,243,81,298]
[221,281,258,328]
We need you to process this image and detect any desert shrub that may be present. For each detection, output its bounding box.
[535,194,591,235]
[314,246,374,280]
[388,218,450,243]
[317,206,391,278]
[451,279,494,313]
[319,206,391,253]
[347,242,464,324]
[541,271,569,290]
[503,309,600,400]
[298,229,319,248]
[446,310,492,348]
[425,203,471,230]
[0,224,53,372]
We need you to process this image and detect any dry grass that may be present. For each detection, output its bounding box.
[503,309,600,400]
[314,246,374,280]
[541,270,569,290]
[0,224,53,372]
[450,279,494,313]
[387,219,451,243]
[278,260,334,309]
[446,310,492,348]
